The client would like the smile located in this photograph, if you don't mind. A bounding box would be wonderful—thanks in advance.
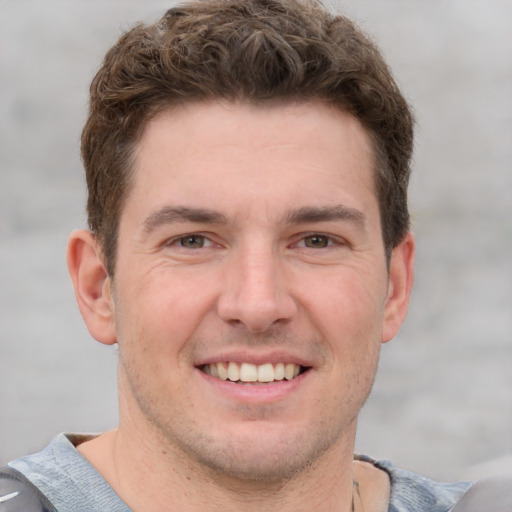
[201,362,305,383]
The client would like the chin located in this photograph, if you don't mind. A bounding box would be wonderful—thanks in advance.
[167,419,352,484]
[191,441,320,483]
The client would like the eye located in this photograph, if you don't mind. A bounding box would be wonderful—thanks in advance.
[173,234,209,249]
[302,234,332,248]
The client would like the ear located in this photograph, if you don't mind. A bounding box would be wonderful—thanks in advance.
[381,231,415,343]
[67,230,116,345]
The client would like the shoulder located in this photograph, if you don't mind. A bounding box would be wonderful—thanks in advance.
[6,433,130,512]
[449,476,512,512]
[356,455,472,512]
[0,465,56,512]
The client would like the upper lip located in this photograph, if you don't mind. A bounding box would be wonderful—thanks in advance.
[195,349,315,368]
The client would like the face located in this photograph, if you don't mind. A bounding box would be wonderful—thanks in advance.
[106,101,409,481]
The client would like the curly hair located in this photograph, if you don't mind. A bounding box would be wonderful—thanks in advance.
[81,0,414,275]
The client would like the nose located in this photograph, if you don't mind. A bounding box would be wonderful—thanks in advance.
[217,245,297,332]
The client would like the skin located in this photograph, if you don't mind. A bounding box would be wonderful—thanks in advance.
[68,100,414,511]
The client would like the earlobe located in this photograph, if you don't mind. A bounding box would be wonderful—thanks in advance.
[67,230,117,345]
[381,231,415,343]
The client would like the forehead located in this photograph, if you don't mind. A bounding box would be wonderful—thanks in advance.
[127,100,378,222]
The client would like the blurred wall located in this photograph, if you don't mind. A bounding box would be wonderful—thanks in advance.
[1,0,511,479]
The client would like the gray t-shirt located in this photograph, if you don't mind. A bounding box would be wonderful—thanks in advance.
[8,433,472,512]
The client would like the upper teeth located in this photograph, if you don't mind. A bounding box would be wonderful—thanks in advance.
[203,362,301,383]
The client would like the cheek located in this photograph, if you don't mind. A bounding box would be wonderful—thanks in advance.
[113,266,218,358]
[297,267,387,390]
[300,267,388,337]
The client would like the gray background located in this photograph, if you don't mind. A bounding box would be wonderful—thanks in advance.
[1,0,511,481]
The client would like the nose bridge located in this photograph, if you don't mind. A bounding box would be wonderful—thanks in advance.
[217,238,295,331]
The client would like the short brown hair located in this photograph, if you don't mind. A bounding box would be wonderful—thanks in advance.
[82,0,414,275]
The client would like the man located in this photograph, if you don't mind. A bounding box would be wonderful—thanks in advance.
[2,0,508,510]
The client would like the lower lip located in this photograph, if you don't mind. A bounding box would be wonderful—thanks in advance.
[196,368,308,403]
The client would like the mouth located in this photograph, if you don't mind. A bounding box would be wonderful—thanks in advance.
[200,362,308,384]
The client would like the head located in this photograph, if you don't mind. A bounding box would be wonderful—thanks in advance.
[70,1,416,485]
[81,0,414,276]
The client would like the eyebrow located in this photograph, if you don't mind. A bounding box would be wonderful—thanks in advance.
[143,206,228,233]
[142,204,366,233]
[285,205,367,227]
